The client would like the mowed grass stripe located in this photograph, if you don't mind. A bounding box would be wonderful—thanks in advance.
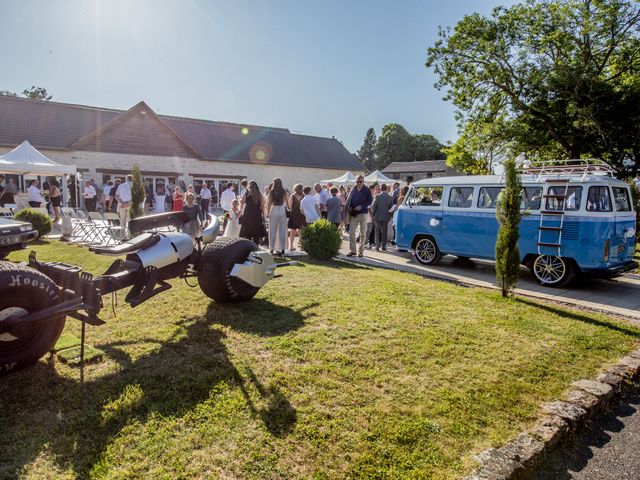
[1,241,638,479]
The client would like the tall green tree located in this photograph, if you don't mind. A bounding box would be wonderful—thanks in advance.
[375,123,413,169]
[411,134,446,162]
[357,128,378,171]
[130,165,145,219]
[444,118,509,174]
[495,158,522,297]
[427,0,640,172]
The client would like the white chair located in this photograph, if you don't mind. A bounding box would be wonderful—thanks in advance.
[103,212,127,242]
[0,207,14,219]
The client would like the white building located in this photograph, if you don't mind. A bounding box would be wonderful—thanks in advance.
[0,96,363,200]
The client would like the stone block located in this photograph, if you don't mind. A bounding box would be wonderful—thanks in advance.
[629,349,640,359]
[606,364,635,380]
[530,415,569,450]
[564,389,600,416]
[571,379,614,402]
[473,447,524,480]
[596,371,625,392]
[498,434,546,469]
[542,401,587,430]
[619,356,640,377]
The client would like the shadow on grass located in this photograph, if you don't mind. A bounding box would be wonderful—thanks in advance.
[0,301,301,478]
[515,298,640,338]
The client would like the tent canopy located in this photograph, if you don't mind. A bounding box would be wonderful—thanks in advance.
[364,170,395,185]
[321,171,358,185]
[0,140,76,176]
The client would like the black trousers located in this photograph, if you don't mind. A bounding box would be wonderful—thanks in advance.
[85,198,96,212]
[28,201,41,207]
[200,199,210,220]
[374,220,389,249]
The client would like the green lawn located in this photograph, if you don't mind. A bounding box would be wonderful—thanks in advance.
[1,240,639,479]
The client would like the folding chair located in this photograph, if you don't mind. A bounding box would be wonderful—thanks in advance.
[102,212,127,243]
[61,207,91,242]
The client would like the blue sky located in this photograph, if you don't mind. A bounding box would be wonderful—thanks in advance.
[1,0,514,152]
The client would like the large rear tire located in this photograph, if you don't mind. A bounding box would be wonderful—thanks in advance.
[0,261,66,374]
[198,237,261,303]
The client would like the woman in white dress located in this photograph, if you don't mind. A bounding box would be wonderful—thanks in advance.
[223,199,241,237]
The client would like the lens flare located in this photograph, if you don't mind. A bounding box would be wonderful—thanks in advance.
[249,142,272,164]
[241,127,249,135]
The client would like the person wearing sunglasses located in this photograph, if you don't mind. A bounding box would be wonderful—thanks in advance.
[344,175,372,257]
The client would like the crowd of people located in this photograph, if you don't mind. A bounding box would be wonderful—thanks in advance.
[1,172,408,257]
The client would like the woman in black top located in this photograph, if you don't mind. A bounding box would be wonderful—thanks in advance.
[288,183,306,251]
[239,180,265,244]
[182,192,201,237]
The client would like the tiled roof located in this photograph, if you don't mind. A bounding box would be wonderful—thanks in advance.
[0,95,364,171]
[382,160,449,173]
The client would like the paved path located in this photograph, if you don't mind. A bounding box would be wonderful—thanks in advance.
[337,242,640,321]
[529,387,640,480]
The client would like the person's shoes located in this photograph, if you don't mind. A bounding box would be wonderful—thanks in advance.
[357,253,363,257]
[375,247,380,251]
[347,252,356,257]
[381,248,387,251]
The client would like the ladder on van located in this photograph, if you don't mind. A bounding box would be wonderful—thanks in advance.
[538,179,569,256]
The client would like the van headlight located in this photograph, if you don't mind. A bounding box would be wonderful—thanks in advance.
[20,223,33,232]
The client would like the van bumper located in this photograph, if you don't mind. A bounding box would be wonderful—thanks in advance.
[581,261,638,278]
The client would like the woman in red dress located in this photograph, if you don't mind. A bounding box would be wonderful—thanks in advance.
[172,186,184,212]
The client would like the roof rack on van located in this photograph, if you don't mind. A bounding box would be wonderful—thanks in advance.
[519,159,615,181]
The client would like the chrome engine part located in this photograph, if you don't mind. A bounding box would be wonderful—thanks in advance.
[201,214,220,244]
[230,250,278,288]
[134,232,194,269]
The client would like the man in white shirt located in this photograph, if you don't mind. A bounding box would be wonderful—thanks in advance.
[199,182,211,221]
[28,180,43,207]
[83,180,97,212]
[220,182,236,229]
[301,186,321,223]
[154,184,166,214]
[115,174,133,230]
[319,184,331,219]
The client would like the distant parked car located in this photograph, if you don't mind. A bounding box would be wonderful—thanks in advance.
[0,216,38,259]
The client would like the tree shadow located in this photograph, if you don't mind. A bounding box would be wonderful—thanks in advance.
[514,297,640,337]
[0,302,300,478]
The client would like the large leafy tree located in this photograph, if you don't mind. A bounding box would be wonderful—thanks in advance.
[357,128,378,171]
[427,0,640,172]
[375,123,413,169]
[411,134,446,162]
[444,118,510,174]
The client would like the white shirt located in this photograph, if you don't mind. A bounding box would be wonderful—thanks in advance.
[83,185,96,199]
[200,186,211,200]
[28,185,43,203]
[220,188,236,211]
[115,182,132,204]
[153,193,166,213]
[319,189,331,206]
[301,194,320,223]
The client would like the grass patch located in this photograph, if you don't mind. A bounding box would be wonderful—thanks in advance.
[1,240,639,479]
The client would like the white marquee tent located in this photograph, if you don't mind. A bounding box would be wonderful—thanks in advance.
[0,140,76,176]
[321,170,358,186]
[364,170,395,185]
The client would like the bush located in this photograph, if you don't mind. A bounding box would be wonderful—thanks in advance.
[15,208,53,237]
[300,219,342,260]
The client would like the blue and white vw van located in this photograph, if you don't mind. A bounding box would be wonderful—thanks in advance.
[394,162,637,287]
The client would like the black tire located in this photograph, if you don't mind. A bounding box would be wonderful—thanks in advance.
[198,237,261,303]
[413,236,443,266]
[0,261,66,374]
[530,255,575,287]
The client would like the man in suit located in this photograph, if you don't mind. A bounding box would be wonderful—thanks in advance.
[370,183,394,251]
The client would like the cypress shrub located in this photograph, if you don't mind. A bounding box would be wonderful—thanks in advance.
[130,164,145,219]
[300,219,342,260]
[14,208,53,237]
[495,158,522,297]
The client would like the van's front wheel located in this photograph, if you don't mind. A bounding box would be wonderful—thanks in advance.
[531,255,575,287]
[414,237,442,266]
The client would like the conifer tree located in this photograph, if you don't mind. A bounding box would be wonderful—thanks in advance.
[130,165,145,219]
[357,128,377,171]
[495,158,522,297]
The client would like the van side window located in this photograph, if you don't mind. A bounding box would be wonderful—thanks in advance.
[586,186,612,212]
[478,187,504,208]
[545,186,582,211]
[522,187,542,210]
[612,187,632,212]
[448,187,474,208]
[407,186,443,207]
